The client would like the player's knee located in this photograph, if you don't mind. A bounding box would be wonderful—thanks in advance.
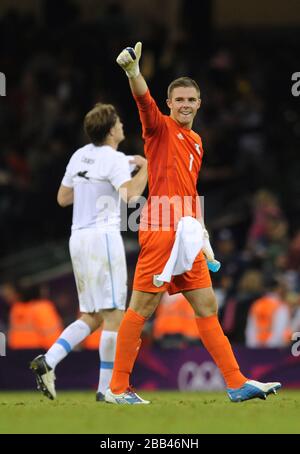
[80,313,100,332]
[195,293,217,317]
[129,292,161,318]
[129,300,157,318]
[107,315,123,331]
[101,309,124,331]
[205,294,217,316]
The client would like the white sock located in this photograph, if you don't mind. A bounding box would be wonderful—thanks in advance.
[98,330,117,394]
[45,319,91,369]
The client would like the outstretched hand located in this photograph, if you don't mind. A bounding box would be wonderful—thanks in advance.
[116,42,142,78]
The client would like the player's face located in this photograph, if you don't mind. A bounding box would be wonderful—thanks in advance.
[112,116,125,143]
[167,87,201,128]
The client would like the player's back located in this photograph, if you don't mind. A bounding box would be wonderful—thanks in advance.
[62,144,131,231]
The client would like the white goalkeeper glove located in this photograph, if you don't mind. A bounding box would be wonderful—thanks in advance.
[203,228,221,272]
[116,42,142,78]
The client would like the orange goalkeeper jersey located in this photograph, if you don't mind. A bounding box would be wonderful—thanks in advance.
[134,90,204,228]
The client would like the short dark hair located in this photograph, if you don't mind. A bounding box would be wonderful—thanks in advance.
[84,103,118,145]
[167,77,200,99]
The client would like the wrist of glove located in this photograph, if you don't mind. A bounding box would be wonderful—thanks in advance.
[116,42,142,79]
[126,66,140,79]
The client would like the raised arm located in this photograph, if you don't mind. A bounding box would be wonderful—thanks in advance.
[116,42,164,139]
[116,42,147,97]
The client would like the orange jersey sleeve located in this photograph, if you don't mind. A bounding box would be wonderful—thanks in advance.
[134,90,166,156]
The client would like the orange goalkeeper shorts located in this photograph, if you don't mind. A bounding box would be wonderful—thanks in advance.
[133,228,212,294]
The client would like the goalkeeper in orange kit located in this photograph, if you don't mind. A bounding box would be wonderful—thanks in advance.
[105,42,282,405]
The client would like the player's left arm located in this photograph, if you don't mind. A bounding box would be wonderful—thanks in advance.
[57,185,73,207]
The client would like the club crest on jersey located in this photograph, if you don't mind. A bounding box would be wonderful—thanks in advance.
[153,274,164,288]
[177,132,184,140]
[195,143,201,155]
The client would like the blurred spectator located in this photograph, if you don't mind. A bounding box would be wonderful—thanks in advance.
[286,230,300,273]
[247,190,283,246]
[2,283,63,349]
[153,293,200,348]
[222,269,264,343]
[214,228,243,287]
[0,282,21,335]
[262,217,289,276]
[245,276,291,348]
[288,292,300,335]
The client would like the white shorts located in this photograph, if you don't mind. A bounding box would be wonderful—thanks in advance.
[69,229,127,313]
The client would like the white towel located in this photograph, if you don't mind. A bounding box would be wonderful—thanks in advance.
[156,216,204,284]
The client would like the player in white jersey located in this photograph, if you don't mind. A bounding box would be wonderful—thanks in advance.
[30,103,147,401]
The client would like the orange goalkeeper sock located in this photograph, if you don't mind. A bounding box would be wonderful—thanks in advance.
[110,308,146,394]
[196,315,247,389]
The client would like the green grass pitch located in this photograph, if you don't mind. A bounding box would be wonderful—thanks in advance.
[0,390,299,434]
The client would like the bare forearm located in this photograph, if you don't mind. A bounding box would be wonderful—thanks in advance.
[130,164,148,199]
[58,194,73,207]
[57,185,73,207]
[62,195,73,207]
[119,164,148,203]
[129,74,148,97]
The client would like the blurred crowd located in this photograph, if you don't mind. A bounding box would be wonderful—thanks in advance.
[1,2,300,348]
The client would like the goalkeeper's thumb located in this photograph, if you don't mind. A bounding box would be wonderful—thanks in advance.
[134,42,142,60]
[116,41,142,78]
